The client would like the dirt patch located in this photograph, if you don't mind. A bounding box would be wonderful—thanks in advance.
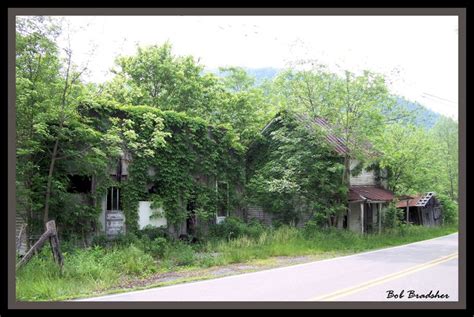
[89,253,331,296]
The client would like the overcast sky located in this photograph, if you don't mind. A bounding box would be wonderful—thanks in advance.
[42,15,458,119]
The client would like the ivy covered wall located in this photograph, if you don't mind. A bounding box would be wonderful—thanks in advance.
[81,102,246,236]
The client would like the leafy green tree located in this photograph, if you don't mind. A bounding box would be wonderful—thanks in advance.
[107,42,209,111]
[104,47,277,146]
[16,17,123,241]
[266,66,397,226]
[218,66,255,92]
[431,117,458,201]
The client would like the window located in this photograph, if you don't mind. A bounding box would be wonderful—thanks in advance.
[106,187,121,211]
[67,175,91,193]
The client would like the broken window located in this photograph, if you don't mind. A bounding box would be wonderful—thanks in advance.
[148,184,159,194]
[67,175,92,193]
[106,187,122,211]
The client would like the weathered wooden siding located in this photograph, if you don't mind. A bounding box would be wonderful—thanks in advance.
[349,159,377,186]
[348,202,362,232]
[347,202,381,233]
[246,205,274,225]
[420,197,443,227]
[296,212,313,228]
[16,213,27,256]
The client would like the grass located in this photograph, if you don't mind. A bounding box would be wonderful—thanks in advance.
[16,223,458,301]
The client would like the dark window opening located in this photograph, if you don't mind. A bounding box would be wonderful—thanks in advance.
[106,187,121,211]
[186,198,197,236]
[67,175,91,193]
[217,181,229,217]
[343,215,348,229]
[148,184,158,194]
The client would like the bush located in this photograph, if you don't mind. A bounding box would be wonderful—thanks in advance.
[383,202,404,229]
[437,194,458,225]
[302,219,320,237]
[91,234,109,248]
[163,241,195,267]
[141,236,168,258]
[113,232,140,247]
[102,245,157,276]
[208,216,266,240]
[137,225,169,241]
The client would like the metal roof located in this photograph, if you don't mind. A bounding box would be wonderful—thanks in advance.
[261,111,378,158]
[293,113,350,155]
[416,192,435,207]
[348,186,395,202]
[396,192,435,208]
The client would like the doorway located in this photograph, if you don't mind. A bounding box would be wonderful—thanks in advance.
[364,203,374,233]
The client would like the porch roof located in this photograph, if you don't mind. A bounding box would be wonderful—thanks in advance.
[396,195,422,208]
[349,186,395,202]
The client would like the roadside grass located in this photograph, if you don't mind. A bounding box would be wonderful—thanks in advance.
[16,223,457,301]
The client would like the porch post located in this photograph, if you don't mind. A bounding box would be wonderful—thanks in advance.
[360,202,364,234]
[406,200,409,224]
[378,203,382,234]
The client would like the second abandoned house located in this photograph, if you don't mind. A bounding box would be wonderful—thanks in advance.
[245,111,395,233]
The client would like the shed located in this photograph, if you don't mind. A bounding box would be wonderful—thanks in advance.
[396,192,443,226]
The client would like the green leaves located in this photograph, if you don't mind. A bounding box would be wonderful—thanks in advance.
[246,115,346,225]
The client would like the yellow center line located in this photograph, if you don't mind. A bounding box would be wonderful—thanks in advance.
[308,252,458,301]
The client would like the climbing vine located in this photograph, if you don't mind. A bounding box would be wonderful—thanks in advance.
[245,110,347,226]
[93,104,245,234]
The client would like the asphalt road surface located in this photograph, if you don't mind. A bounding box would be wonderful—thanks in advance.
[75,232,458,302]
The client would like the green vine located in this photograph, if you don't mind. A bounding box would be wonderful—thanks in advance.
[93,104,245,234]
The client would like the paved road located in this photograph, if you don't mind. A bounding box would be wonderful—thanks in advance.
[75,233,458,302]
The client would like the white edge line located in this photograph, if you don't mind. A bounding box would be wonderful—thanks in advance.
[71,232,458,301]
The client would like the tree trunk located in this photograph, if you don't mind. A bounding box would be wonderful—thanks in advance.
[43,138,59,226]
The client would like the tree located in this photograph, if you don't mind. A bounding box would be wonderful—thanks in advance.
[218,66,255,93]
[107,42,208,111]
[267,65,396,226]
[431,117,458,201]
[16,17,123,241]
[104,48,277,146]
[16,16,63,236]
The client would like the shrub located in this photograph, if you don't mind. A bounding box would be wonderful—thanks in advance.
[113,232,140,247]
[437,194,458,225]
[137,225,169,241]
[163,241,195,267]
[383,202,404,229]
[91,234,109,248]
[302,219,320,237]
[142,236,168,258]
[208,216,266,240]
[102,245,157,276]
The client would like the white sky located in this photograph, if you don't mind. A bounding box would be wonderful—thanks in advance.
[43,15,458,119]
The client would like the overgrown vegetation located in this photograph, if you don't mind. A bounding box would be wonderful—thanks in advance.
[15,17,459,301]
[16,219,457,301]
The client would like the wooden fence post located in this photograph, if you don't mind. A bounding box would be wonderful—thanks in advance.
[46,220,64,271]
[16,220,64,272]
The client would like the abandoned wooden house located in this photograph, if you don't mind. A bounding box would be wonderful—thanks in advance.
[63,105,244,240]
[396,192,443,226]
[245,111,395,233]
